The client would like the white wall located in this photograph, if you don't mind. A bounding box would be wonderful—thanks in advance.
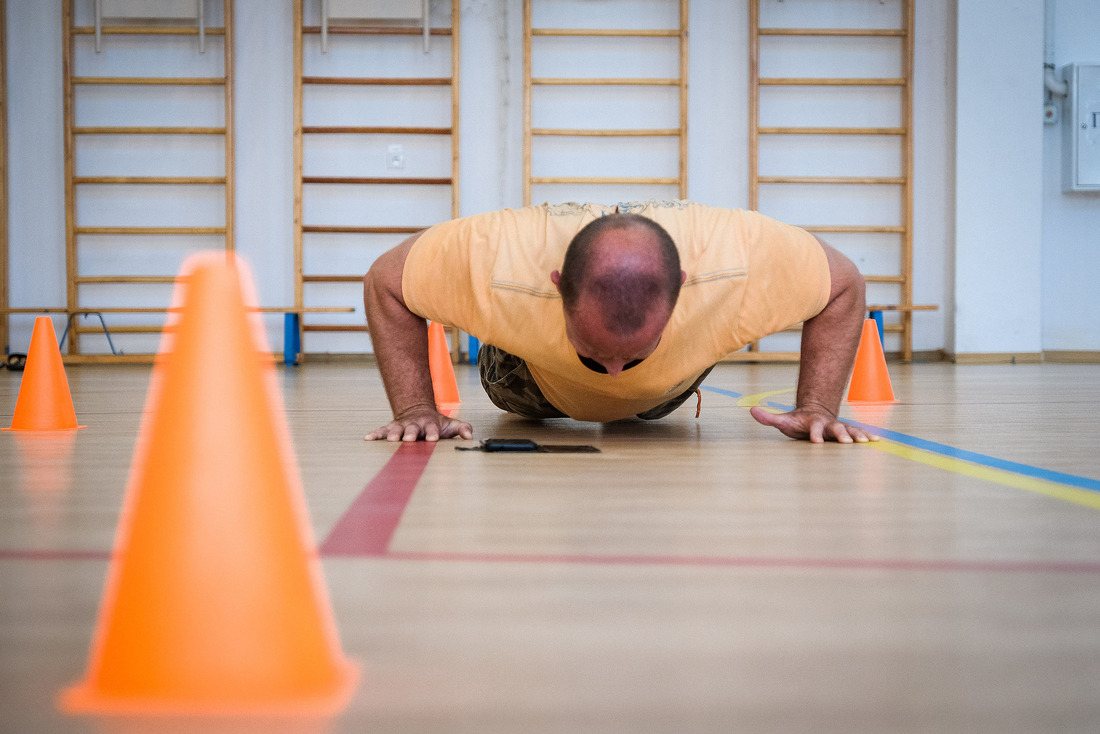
[952,0,1100,358]
[954,0,1045,357]
[6,0,66,346]
[458,0,520,215]
[1042,0,1100,353]
[4,1,1096,359]
[912,0,953,356]
[234,0,295,316]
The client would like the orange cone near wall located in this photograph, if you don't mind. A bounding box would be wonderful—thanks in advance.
[4,316,85,431]
[59,253,357,716]
[846,318,897,403]
[428,321,461,406]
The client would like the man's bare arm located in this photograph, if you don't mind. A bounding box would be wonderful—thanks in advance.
[362,233,473,442]
[749,238,876,443]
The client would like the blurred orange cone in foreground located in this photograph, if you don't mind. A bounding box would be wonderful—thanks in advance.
[846,318,897,403]
[59,253,357,717]
[428,321,461,406]
[4,316,85,431]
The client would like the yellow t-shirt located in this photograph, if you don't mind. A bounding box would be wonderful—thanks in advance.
[402,200,830,422]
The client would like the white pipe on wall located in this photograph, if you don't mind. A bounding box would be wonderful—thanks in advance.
[1044,0,1067,95]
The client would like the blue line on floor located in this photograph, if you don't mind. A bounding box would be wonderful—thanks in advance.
[699,385,1100,494]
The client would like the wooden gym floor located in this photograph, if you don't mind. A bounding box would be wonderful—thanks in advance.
[2,360,1100,733]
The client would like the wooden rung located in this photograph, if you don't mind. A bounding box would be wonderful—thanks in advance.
[302,76,450,86]
[759,77,906,86]
[72,76,226,86]
[63,352,284,364]
[302,126,451,135]
[758,28,905,37]
[532,128,680,137]
[303,324,368,333]
[864,275,906,284]
[531,176,679,185]
[74,226,226,235]
[758,176,905,185]
[75,276,175,284]
[0,308,164,316]
[800,225,906,234]
[758,126,906,136]
[532,77,680,86]
[73,177,226,185]
[301,225,423,234]
[302,177,451,185]
[532,28,680,38]
[75,325,162,334]
[1,306,355,315]
[302,275,364,283]
[74,126,226,135]
[259,307,355,313]
[301,25,452,37]
[867,304,938,312]
[60,307,172,313]
[72,26,226,36]
[62,354,159,364]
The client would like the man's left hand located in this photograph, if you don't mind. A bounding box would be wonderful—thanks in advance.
[749,405,877,444]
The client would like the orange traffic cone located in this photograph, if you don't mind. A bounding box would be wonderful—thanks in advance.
[428,321,461,406]
[846,318,897,403]
[59,253,357,717]
[3,317,85,431]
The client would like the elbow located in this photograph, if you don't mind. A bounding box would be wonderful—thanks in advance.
[362,266,379,316]
[841,265,867,324]
[363,259,392,327]
[363,263,379,301]
[850,265,866,312]
[819,238,865,314]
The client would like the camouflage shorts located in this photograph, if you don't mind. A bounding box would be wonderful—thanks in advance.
[478,344,714,421]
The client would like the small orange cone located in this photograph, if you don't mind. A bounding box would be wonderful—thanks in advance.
[847,318,897,403]
[428,321,461,406]
[59,253,357,717]
[4,316,85,431]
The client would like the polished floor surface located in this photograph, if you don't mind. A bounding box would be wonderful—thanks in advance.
[2,360,1100,733]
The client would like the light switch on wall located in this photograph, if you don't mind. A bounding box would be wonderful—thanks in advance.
[387,144,405,169]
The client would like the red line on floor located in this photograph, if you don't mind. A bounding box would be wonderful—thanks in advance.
[320,441,436,556]
[6,545,1098,575]
[0,549,110,561]
[381,549,1100,574]
[8,440,1100,575]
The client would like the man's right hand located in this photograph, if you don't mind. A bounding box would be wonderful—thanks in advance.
[364,404,473,442]
[364,231,476,443]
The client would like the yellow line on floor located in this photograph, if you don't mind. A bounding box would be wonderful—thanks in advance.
[734,389,1100,510]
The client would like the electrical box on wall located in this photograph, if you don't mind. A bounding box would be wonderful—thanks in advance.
[1063,63,1100,192]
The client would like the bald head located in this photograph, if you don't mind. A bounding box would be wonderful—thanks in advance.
[550,213,684,376]
[555,213,682,336]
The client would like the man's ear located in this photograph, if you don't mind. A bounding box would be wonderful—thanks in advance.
[680,270,687,285]
[550,270,562,292]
